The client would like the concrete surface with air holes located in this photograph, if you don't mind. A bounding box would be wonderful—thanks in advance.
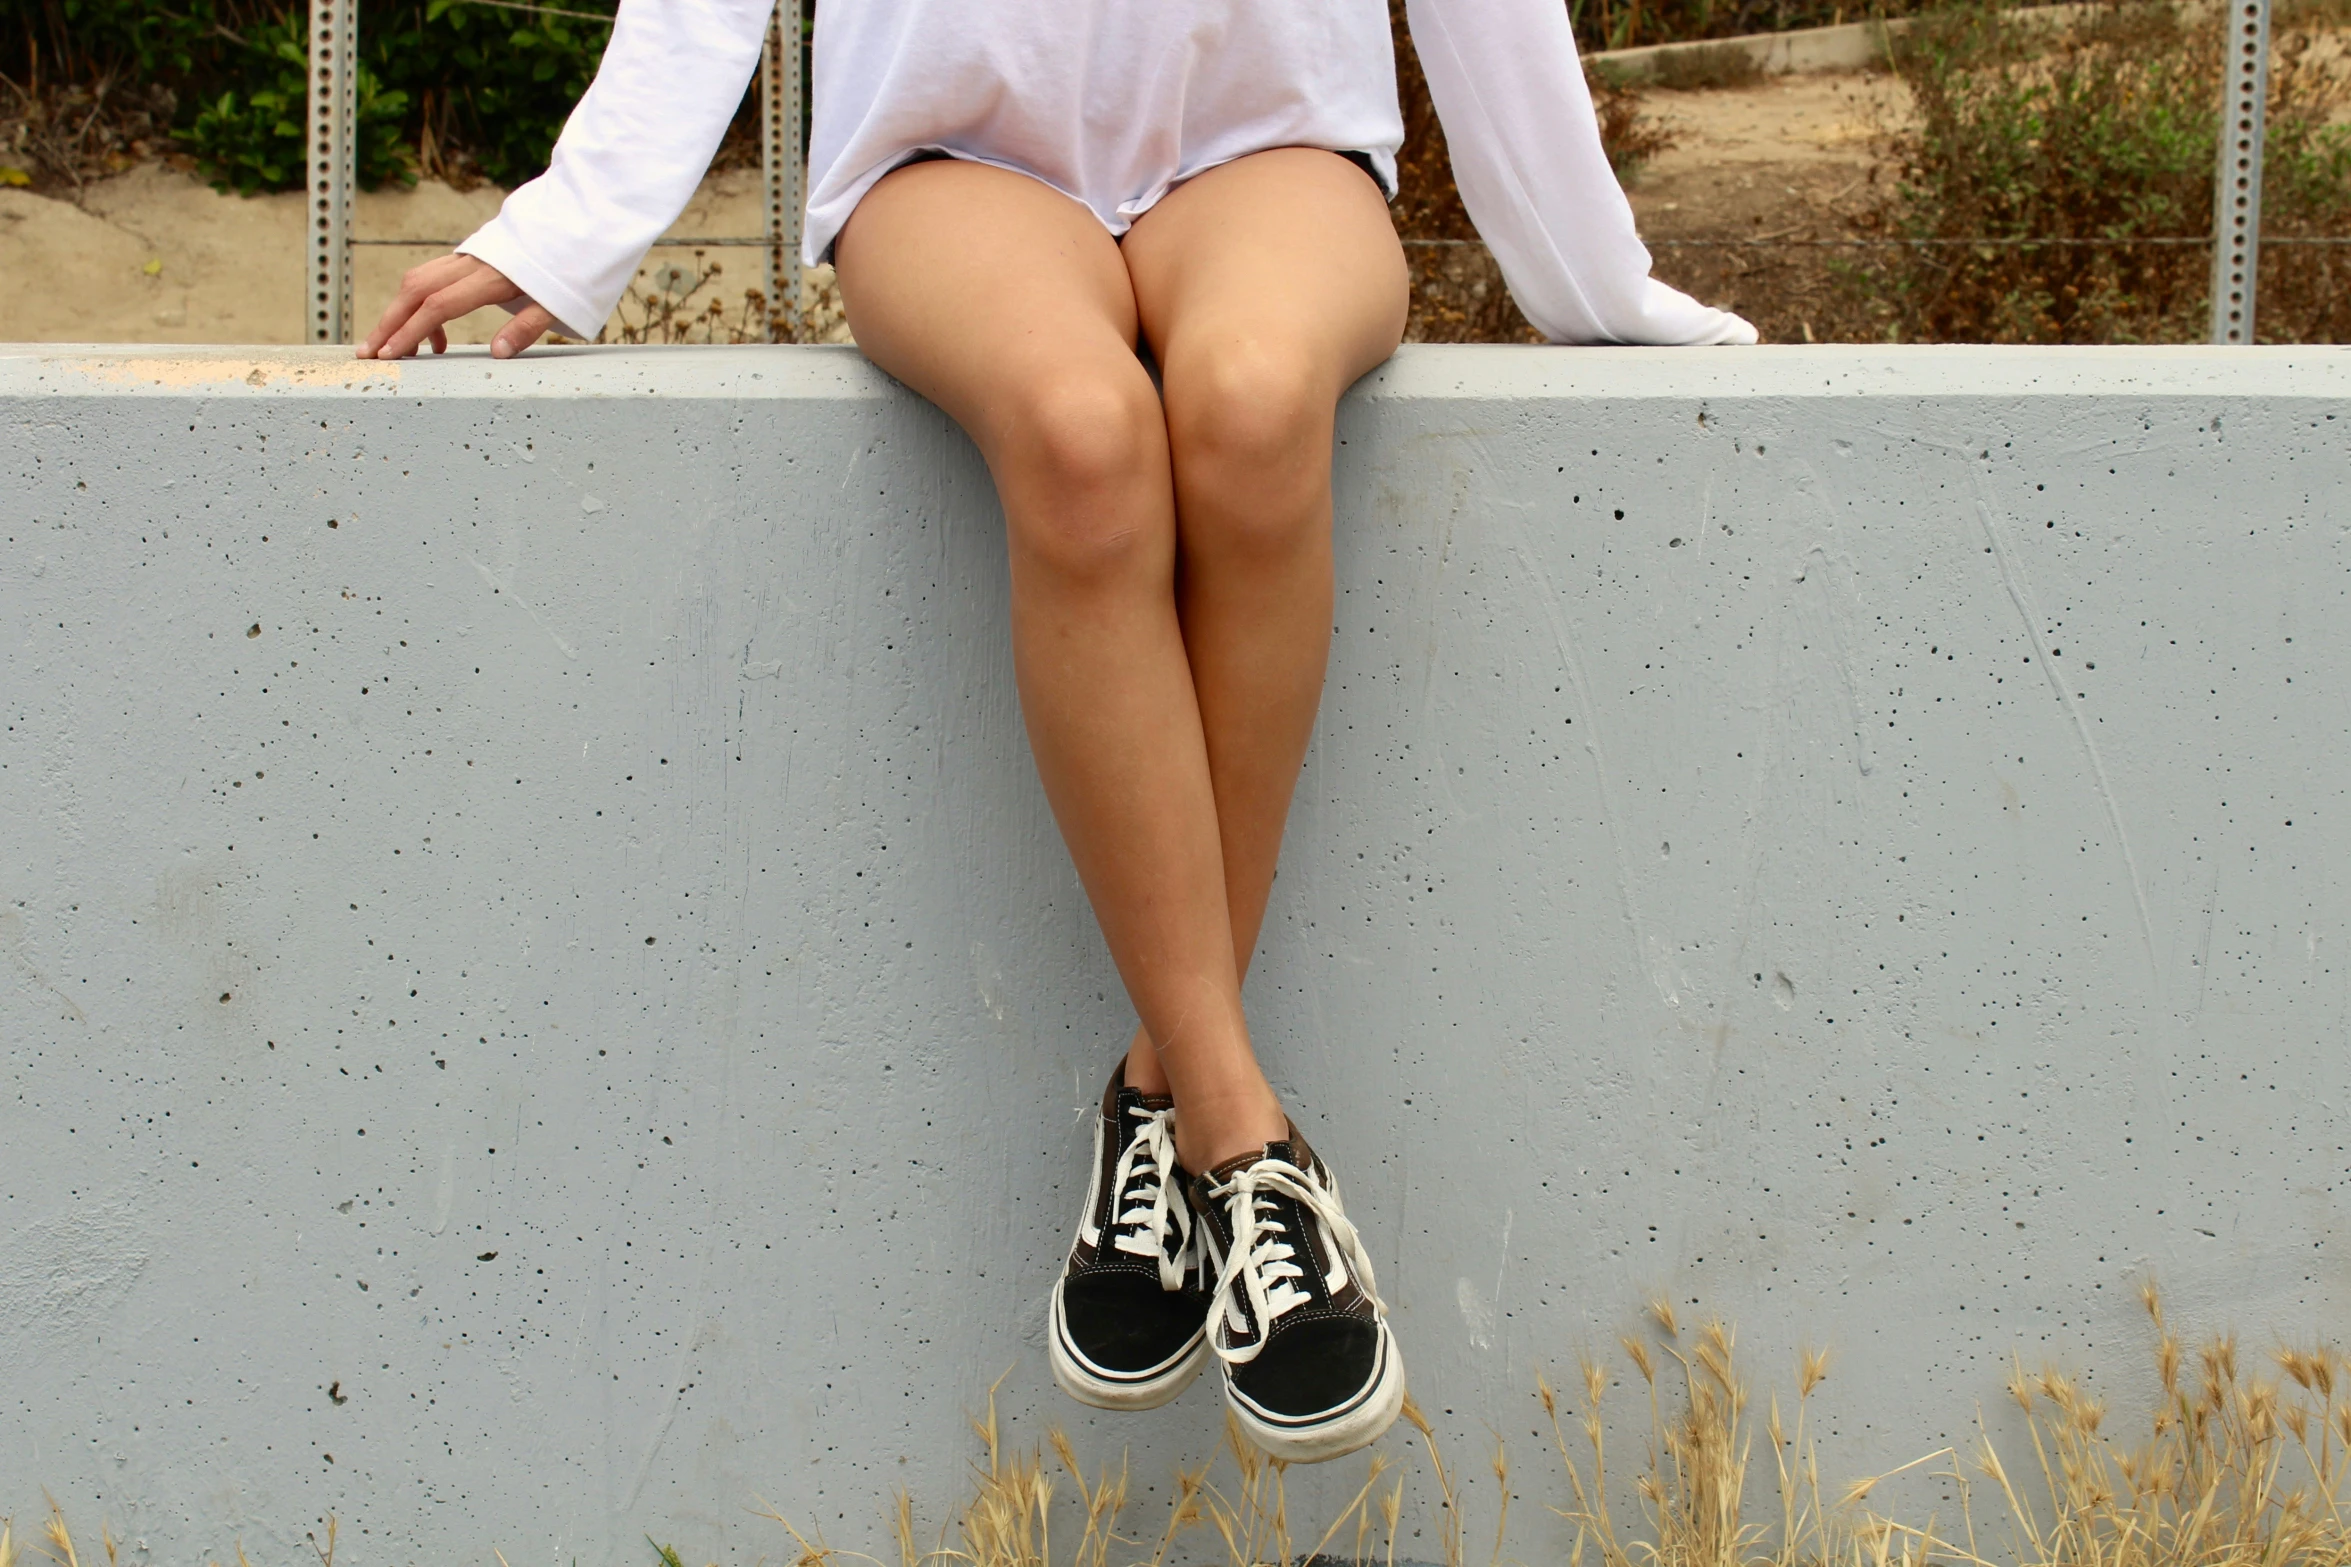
[3,342,2348,1567]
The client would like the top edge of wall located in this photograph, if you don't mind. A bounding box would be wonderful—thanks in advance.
[2,341,2345,401]
[1585,2,2102,81]
[1362,343,2351,401]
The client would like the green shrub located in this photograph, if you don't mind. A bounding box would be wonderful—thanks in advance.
[184,13,414,193]
[6,0,628,194]
[8,0,261,86]
[1847,0,2351,342]
[379,0,617,188]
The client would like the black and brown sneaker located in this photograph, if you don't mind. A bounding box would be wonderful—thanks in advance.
[1048,1066,1213,1409]
[1190,1126,1405,1462]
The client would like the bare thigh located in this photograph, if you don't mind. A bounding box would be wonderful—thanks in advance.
[832,158,1149,460]
[1122,148,1408,443]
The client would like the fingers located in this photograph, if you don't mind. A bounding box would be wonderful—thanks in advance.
[381,270,521,360]
[492,303,560,360]
[430,325,449,355]
[359,254,526,360]
[361,254,472,358]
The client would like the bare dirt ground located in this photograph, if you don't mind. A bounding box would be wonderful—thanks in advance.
[1621,70,1907,341]
[0,163,849,345]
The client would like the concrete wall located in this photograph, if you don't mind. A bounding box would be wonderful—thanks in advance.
[3,343,2347,1567]
[1587,3,2090,82]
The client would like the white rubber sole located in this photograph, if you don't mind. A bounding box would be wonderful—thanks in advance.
[1048,1277,1211,1411]
[1224,1320,1407,1464]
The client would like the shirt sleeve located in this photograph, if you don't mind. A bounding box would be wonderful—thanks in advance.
[1402,0,1758,346]
[455,0,775,340]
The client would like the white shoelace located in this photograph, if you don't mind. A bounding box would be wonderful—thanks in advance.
[1108,1104,1192,1291]
[1204,1156,1384,1367]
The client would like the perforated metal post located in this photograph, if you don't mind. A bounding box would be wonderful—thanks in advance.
[2208,0,2271,344]
[761,0,805,342]
[306,0,358,344]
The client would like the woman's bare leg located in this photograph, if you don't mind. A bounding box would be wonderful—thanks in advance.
[1112,150,1409,1108]
[834,160,1284,1169]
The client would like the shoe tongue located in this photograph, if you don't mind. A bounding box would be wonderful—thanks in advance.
[1207,1139,1298,1184]
[1115,1084,1175,1117]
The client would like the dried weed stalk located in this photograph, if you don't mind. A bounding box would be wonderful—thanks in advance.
[1538,1283,2351,1567]
[25,1287,2351,1567]
[599,257,777,347]
[1866,1283,2351,1567]
[1544,1301,1850,1567]
[573,257,852,347]
[0,74,178,196]
[758,1375,1402,1567]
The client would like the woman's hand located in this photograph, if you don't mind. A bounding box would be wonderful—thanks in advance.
[358,253,561,360]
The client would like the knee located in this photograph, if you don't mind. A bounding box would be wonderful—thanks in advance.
[1164,341,1332,555]
[1167,339,1326,479]
[994,369,1168,581]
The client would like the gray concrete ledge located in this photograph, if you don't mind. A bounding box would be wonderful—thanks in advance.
[1588,2,2098,81]
[9,339,2347,400]
[4,343,2348,1566]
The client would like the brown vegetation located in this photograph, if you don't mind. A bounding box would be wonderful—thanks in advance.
[1839,0,2351,342]
[1,76,184,198]
[1395,0,2351,344]
[736,1285,2351,1567]
[19,1287,2351,1567]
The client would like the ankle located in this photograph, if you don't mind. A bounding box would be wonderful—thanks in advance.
[1122,1028,1172,1097]
[1174,1090,1288,1173]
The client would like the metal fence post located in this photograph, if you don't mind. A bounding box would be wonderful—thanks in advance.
[306,0,358,344]
[2208,0,2271,344]
[761,0,805,343]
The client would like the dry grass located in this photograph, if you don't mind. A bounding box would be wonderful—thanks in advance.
[544,257,854,348]
[20,1288,2351,1567]
[751,1286,2351,1567]
[757,1378,1403,1567]
[600,257,778,347]
[1538,1282,2351,1567]
[0,75,181,198]
[6,1495,125,1567]
[1921,1282,2351,1567]
[1540,1300,1857,1567]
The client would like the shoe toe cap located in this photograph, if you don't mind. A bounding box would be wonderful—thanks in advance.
[1060,1273,1204,1375]
[1232,1317,1383,1420]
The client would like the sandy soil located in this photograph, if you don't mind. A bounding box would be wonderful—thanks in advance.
[1614,70,1910,338]
[0,163,847,345]
[1632,70,1903,231]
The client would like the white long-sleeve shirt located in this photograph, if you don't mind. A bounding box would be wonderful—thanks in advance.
[456,0,1758,347]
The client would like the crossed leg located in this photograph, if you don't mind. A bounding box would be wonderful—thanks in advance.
[833,148,1405,1172]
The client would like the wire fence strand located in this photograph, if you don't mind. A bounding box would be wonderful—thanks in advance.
[435,0,617,23]
[351,236,770,246]
[358,234,2351,250]
[1401,235,2351,248]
